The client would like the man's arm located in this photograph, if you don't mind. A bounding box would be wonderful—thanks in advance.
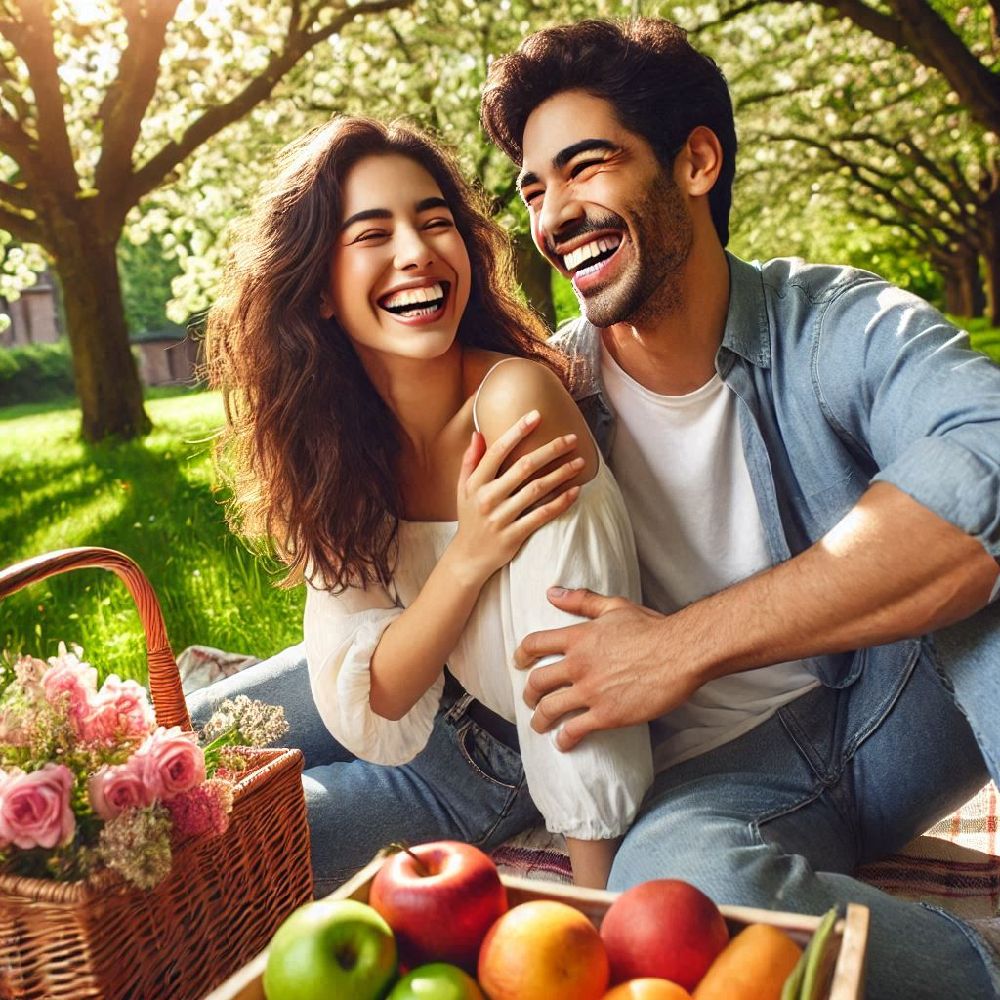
[516,480,999,751]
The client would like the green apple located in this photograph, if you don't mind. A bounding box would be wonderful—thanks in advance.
[263,898,397,1000]
[386,963,484,999]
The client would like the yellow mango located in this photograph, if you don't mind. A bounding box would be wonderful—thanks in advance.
[693,923,803,1000]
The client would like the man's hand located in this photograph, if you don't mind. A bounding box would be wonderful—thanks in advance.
[515,587,704,751]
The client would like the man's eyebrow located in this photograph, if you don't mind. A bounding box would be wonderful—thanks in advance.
[341,196,450,231]
[518,139,620,190]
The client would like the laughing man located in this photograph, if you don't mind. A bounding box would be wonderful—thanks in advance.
[480,18,1000,999]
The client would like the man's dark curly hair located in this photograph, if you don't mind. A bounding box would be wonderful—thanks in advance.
[481,18,737,245]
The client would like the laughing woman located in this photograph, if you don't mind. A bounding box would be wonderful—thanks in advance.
[205,117,652,891]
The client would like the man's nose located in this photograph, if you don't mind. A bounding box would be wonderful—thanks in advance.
[394,227,434,270]
[536,187,583,256]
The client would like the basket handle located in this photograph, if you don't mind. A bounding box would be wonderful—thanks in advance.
[0,547,191,731]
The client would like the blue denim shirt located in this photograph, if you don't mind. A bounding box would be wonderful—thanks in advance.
[553,253,1000,742]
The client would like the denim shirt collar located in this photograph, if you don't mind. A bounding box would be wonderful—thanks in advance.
[721,253,770,371]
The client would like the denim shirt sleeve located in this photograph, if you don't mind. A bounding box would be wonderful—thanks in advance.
[812,278,1000,566]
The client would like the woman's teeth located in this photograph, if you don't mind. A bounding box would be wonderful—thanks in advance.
[563,236,621,274]
[381,282,446,315]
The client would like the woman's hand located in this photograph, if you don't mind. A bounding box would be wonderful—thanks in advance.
[448,409,584,587]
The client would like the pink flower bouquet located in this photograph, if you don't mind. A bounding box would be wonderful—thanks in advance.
[0,643,287,889]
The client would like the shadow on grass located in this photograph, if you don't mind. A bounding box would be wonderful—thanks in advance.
[1,413,301,682]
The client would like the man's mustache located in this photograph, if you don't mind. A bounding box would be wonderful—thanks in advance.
[545,213,626,257]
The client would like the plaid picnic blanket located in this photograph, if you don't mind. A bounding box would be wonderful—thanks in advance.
[493,784,1000,919]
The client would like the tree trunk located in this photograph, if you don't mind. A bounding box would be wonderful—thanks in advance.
[513,234,556,330]
[939,248,985,318]
[980,190,1000,326]
[55,237,151,441]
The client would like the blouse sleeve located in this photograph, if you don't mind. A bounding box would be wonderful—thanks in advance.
[303,577,444,766]
[504,468,654,839]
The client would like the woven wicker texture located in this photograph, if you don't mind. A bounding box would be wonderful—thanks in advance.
[0,547,314,1000]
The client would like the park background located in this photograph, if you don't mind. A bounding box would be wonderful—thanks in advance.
[1,0,998,683]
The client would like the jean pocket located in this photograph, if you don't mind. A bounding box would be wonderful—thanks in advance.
[457,721,521,793]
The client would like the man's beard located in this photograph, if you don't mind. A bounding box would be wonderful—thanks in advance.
[578,170,693,329]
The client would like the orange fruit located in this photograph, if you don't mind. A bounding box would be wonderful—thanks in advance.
[478,900,609,1000]
[603,979,693,999]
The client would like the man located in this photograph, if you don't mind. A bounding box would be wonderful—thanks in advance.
[480,17,1000,999]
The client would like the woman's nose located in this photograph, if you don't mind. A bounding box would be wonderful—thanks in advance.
[393,227,434,271]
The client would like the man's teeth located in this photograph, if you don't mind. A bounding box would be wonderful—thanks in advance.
[562,237,621,273]
[382,282,445,313]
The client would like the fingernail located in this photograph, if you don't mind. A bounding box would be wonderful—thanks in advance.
[549,586,567,597]
[570,456,585,468]
[524,409,540,424]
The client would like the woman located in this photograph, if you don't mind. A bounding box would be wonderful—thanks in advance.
[205,116,651,890]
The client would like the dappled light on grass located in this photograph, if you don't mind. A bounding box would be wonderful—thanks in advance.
[1,390,303,683]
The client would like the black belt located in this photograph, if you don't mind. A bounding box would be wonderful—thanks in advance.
[443,668,520,752]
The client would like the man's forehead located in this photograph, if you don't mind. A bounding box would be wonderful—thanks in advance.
[520,90,625,168]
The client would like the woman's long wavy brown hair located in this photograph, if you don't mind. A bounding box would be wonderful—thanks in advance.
[206,116,565,592]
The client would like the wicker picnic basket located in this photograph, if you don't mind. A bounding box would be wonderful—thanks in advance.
[0,547,313,1000]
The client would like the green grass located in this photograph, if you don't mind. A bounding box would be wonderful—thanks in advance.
[958,316,1000,364]
[1,390,303,684]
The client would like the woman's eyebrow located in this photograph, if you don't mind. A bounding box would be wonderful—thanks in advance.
[341,208,390,231]
[415,196,449,212]
[341,197,449,231]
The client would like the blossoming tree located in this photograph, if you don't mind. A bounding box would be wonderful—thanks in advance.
[0,0,412,442]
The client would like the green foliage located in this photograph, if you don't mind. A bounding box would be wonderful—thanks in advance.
[0,392,303,683]
[553,274,580,328]
[0,341,76,406]
[119,233,183,335]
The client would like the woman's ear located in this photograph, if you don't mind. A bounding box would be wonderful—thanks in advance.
[319,291,334,320]
[674,126,723,197]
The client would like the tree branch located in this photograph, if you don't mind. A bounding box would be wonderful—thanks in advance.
[9,0,76,198]
[124,0,414,210]
[710,0,1000,134]
[303,0,413,46]
[0,175,29,208]
[0,198,41,243]
[823,0,1000,134]
[94,0,180,196]
[759,130,964,240]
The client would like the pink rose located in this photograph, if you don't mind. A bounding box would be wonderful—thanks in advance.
[0,764,75,850]
[42,652,97,735]
[88,757,158,820]
[82,675,155,744]
[135,727,206,802]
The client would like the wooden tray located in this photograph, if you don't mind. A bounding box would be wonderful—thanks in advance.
[206,855,869,999]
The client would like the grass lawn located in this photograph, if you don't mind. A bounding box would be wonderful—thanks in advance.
[1,389,303,684]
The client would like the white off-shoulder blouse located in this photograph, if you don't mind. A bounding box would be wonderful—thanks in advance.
[303,450,653,840]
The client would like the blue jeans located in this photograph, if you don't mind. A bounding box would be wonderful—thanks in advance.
[185,645,542,897]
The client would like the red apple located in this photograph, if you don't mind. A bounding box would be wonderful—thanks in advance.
[369,841,507,973]
[599,879,729,991]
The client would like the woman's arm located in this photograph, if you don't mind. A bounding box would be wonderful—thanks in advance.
[476,359,653,889]
[368,411,582,721]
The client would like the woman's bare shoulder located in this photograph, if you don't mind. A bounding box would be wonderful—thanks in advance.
[474,357,599,478]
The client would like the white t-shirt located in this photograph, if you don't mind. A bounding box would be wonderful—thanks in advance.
[601,346,818,772]
[304,366,652,839]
